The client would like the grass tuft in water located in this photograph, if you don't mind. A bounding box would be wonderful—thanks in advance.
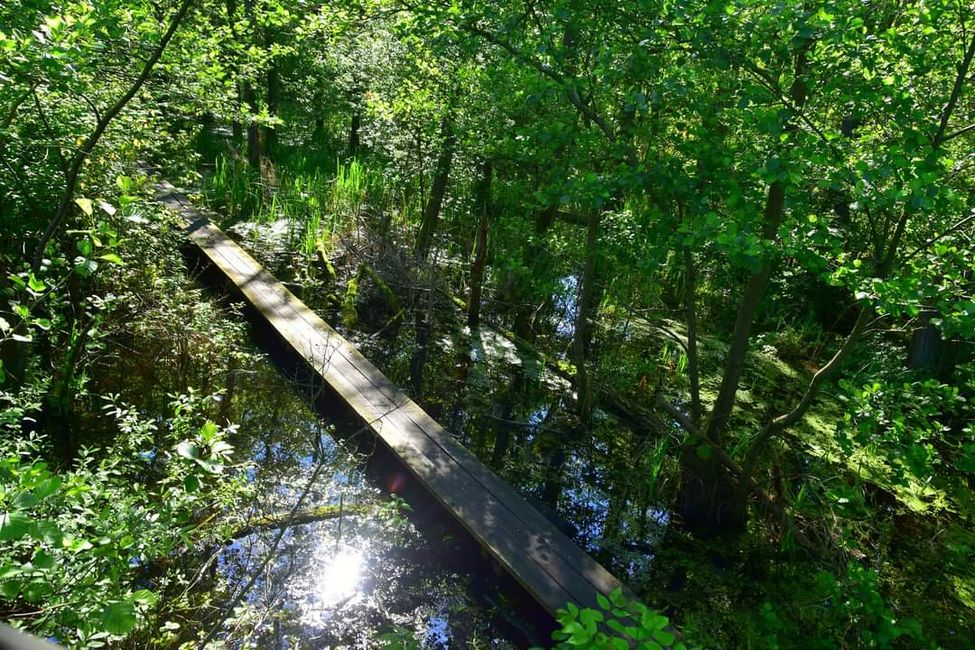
[203,153,388,260]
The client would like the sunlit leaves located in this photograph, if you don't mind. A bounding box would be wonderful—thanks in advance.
[553,587,685,649]
[0,395,238,644]
[100,601,137,635]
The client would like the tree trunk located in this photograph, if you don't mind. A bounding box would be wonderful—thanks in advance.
[348,111,361,157]
[677,42,812,537]
[243,81,261,168]
[541,446,567,509]
[572,211,600,419]
[265,31,279,158]
[415,113,455,262]
[908,310,942,372]
[684,246,702,425]
[468,160,492,330]
[232,82,243,144]
[243,0,261,169]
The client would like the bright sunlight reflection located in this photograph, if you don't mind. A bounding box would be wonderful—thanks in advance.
[315,547,365,607]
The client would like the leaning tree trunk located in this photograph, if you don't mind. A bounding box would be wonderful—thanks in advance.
[30,0,195,271]
[676,42,812,538]
[414,113,455,262]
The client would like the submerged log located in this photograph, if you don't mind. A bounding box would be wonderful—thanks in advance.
[228,503,373,540]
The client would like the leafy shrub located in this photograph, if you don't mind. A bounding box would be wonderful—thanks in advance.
[548,588,687,650]
[0,392,241,647]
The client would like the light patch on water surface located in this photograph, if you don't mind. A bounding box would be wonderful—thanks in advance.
[312,546,366,609]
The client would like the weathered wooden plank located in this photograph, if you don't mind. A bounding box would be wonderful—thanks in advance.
[157,181,624,617]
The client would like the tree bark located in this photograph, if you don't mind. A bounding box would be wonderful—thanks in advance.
[684,246,702,425]
[348,110,361,157]
[414,112,455,262]
[243,0,262,169]
[468,160,492,330]
[265,28,279,158]
[573,211,600,419]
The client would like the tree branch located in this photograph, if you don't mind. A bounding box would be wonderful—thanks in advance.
[30,0,195,272]
[934,30,975,148]
[459,22,619,144]
[739,306,871,481]
[943,123,975,142]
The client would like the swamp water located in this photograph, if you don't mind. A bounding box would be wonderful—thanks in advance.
[223,223,671,583]
[91,268,545,648]
[100,200,669,647]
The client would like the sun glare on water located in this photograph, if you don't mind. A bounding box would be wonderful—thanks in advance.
[315,547,366,607]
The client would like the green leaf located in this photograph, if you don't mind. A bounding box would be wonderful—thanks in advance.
[13,492,39,509]
[100,601,136,635]
[33,520,62,545]
[176,441,201,460]
[580,608,604,626]
[32,550,54,570]
[33,476,61,501]
[24,579,53,603]
[654,630,676,645]
[184,474,200,493]
[0,511,31,541]
[68,537,94,554]
[75,197,94,216]
[0,579,23,599]
[597,593,610,610]
[199,420,219,442]
[27,274,46,293]
[98,253,124,264]
[131,589,158,605]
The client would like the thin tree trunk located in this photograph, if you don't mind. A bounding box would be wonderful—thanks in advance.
[222,0,243,145]
[468,160,492,330]
[243,81,261,168]
[243,0,261,169]
[573,211,600,419]
[227,503,372,540]
[232,85,244,144]
[683,245,702,425]
[348,111,361,157]
[541,446,567,508]
[265,30,279,158]
[705,182,785,441]
[415,113,455,262]
[734,32,975,488]
[677,44,811,537]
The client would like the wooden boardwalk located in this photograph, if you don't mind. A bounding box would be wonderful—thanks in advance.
[156,181,623,618]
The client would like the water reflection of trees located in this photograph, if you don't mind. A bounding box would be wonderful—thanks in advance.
[199,356,518,648]
[355,315,670,584]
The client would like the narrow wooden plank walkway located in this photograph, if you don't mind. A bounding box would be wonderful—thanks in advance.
[155,181,623,618]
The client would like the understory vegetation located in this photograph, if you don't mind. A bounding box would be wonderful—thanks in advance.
[2,0,974,647]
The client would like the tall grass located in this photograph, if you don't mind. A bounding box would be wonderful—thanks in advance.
[207,155,255,221]
[330,158,383,217]
[202,154,387,259]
